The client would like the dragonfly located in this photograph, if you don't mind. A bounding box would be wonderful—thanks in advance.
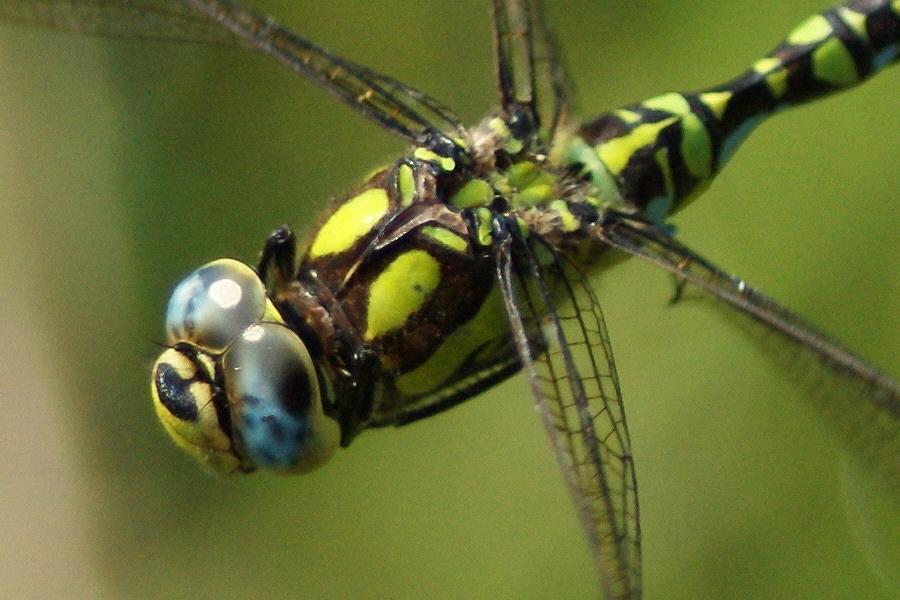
[1,1,897,598]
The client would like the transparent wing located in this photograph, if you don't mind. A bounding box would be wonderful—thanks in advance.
[491,0,572,147]
[0,0,232,41]
[599,212,900,492]
[493,218,640,600]
[0,0,465,147]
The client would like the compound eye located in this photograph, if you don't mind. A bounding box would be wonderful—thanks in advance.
[165,259,277,353]
[222,322,340,473]
[150,348,250,474]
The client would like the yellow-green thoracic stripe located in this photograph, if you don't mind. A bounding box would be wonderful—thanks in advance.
[573,0,898,223]
[308,188,389,258]
[365,249,441,340]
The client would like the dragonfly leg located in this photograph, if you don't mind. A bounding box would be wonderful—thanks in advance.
[257,225,297,292]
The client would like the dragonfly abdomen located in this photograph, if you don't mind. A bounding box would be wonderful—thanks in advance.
[572,0,898,224]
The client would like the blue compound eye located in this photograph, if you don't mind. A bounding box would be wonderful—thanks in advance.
[165,258,275,353]
[222,322,340,473]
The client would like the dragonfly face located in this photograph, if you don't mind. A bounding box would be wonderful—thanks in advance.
[151,258,340,474]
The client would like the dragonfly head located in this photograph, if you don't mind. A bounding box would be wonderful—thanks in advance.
[150,259,340,475]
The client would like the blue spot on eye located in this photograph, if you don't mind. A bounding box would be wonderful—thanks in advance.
[263,416,287,442]
[236,397,308,468]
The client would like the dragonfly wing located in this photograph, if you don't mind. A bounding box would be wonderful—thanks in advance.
[599,212,900,493]
[491,0,573,147]
[493,217,641,600]
[0,0,466,146]
[0,0,236,43]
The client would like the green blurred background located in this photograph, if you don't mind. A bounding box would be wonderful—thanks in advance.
[0,1,897,598]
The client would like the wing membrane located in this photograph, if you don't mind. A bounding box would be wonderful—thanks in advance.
[491,0,572,147]
[0,0,465,146]
[0,0,234,42]
[599,212,900,492]
[493,218,640,600]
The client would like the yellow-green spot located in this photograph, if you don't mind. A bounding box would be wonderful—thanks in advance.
[308,188,389,258]
[752,57,780,75]
[449,178,493,209]
[261,299,285,325]
[597,117,676,176]
[766,67,789,99]
[488,117,523,154]
[413,147,455,172]
[450,135,468,151]
[787,14,832,45]
[653,146,675,203]
[421,225,468,253]
[678,110,712,180]
[564,137,619,205]
[472,207,493,247]
[515,183,554,207]
[365,250,441,340]
[550,200,578,232]
[751,57,789,98]
[506,161,538,188]
[398,164,415,206]
[642,92,690,115]
[614,109,641,124]
[837,7,867,37]
[813,36,858,87]
[488,117,510,139]
[698,91,731,120]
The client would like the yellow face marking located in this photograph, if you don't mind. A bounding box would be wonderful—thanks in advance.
[308,188,389,258]
[698,91,731,120]
[398,164,415,206]
[597,117,677,176]
[365,250,441,340]
[151,349,243,474]
[787,14,832,45]
[421,225,468,253]
[813,36,858,87]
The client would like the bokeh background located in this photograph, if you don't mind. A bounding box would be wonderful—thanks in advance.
[0,1,897,598]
